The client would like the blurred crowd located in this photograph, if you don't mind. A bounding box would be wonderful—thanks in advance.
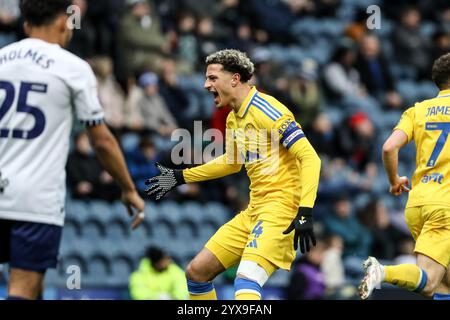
[2,0,449,298]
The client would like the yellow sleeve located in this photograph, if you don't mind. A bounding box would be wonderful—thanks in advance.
[287,134,321,208]
[257,109,321,208]
[393,106,415,143]
[182,152,243,183]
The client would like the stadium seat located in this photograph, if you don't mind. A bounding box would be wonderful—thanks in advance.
[63,218,81,242]
[106,218,130,240]
[58,254,87,277]
[81,218,106,241]
[65,199,90,223]
[197,220,217,241]
[176,219,198,239]
[203,202,231,226]
[85,254,111,287]
[88,200,114,224]
[108,255,135,287]
[152,219,176,240]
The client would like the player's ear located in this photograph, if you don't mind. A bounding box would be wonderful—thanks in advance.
[231,73,241,87]
[56,14,68,33]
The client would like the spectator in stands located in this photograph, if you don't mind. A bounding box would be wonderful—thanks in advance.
[252,47,286,96]
[246,0,295,43]
[289,59,321,128]
[431,30,450,64]
[358,199,410,261]
[119,0,170,75]
[322,43,365,100]
[0,0,20,48]
[67,0,95,59]
[321,235,345,291]
[392,7,431,79]
[344,8,369,42]
[91,56,126,132]
[131,72,178,137]
[338,111,376,171]
[226,19,256,54]
[355,34,403,110]
[323,194,372,258]
[67,131,121,202]
[158,57,190,128]
[196,16,225,65]
[126,136,160,195]
[129,246,188,300]
[287,240,326,300]
[307,113,338,159]
[175,11,198,72]
[439,7,450,33]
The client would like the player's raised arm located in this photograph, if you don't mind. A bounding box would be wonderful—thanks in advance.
[87,124,145,229]
[145,151,243,201]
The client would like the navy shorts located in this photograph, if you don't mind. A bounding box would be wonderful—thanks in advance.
[0,219,62,273]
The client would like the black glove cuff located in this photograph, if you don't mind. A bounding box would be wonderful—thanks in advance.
[298,207,313,217]
[173,169,186,185]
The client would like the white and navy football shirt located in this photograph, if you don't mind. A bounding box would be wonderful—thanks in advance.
[0,38,104,226]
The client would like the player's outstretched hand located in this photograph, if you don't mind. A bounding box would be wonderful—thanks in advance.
[121,189,145,230]
[145,163,185,200]
[389,176,410,196]
[283,207,316,254]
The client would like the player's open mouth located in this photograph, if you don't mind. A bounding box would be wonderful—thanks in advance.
[212,91,220,104]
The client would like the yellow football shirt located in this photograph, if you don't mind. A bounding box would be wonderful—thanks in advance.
[183,86,321,213]
[395,89,450,207]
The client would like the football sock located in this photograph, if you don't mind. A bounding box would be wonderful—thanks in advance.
[234,278,261,300]
[187,280,217,300]
[433,293,450,300]
[384,264,427,292]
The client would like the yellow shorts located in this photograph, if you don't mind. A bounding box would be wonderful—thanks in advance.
[205,205,297,271]
[405,205,450,268]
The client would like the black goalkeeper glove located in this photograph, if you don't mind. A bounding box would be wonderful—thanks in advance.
[145,163,185,200]
[283,207,316,253]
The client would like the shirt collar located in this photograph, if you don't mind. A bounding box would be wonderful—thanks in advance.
[437,89,450,98]
[236,87,258,118]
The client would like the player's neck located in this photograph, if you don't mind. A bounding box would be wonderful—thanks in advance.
[28,28,63,47]
[230,85,252,113]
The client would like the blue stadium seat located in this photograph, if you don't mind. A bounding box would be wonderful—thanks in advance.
[176,219,198,239]
[180,201,203,223]
[108,255,135,287]
[158,200,182,223]
[203,202,231,225]
[88,200,114,224]
[44,269,66,288]
[58,253,87,277]
[198,221,217,241]
[85,254,110,286]
[65,199,90,223]
[128,222,149,242]
[81,218,106,241]
[152,219,176,240]
[106,219,129,240]
[63,218,81,242]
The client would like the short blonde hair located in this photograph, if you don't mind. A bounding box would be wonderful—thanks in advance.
[206,49,254,82]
